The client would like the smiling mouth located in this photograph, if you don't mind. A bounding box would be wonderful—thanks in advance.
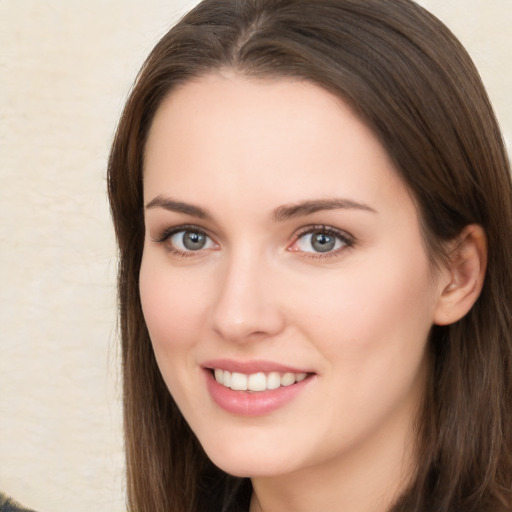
[212,369,309,392]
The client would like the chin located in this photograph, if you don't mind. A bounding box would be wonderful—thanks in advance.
[201,438,299,478]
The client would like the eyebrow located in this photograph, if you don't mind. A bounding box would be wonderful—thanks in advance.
[145,195,212,219]
[272,198,377,222]
[145,195,377,221]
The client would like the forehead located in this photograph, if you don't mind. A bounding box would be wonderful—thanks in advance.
[143,72,411,218]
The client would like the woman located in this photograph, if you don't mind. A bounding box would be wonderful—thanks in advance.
[107,0,512,511]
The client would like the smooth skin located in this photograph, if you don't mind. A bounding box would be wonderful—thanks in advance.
[140,72,486,512]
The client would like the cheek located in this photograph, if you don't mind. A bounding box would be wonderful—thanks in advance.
[297,256,435,436]
[139,254,214,410]
[139,255,209,354]
[291,249,437,372]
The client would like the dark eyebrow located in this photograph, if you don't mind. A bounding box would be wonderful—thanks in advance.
[145,195,212,219]
[145,195,376,222]
[272,198,377,222]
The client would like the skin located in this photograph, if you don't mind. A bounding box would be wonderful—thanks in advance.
[139,72,454,512]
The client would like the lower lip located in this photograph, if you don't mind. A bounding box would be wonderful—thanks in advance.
[204,370,313,417]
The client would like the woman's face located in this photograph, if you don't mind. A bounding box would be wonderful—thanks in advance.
[140,73,447,479]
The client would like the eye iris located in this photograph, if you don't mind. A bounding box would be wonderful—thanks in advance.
[183,231,206,250]
[311,232,336,252]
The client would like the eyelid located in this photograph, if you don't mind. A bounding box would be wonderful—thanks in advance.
[152,224,208,242]
[288,224,355,257]
[152,224,219,256]
[151,223,354,259]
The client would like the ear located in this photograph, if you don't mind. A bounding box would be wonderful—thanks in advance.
[433,224,487,326]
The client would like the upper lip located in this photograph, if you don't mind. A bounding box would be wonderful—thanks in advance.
[202,358,312,374]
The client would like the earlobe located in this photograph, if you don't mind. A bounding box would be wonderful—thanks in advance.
[433,224,487,326]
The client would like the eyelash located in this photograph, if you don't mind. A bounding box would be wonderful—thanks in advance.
[289,225,355,259]
[152,224,355,259]
[153,224,216,258]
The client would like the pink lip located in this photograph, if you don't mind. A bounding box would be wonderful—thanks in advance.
[202,358,310,374]
[202,363,315,417]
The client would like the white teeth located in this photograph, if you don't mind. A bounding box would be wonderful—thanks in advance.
[214,368,224,383]
[230,372,248,390]
[213,369,308,391]
[248,372,267,392]
[281,372,295,386]
[267,372,281,390]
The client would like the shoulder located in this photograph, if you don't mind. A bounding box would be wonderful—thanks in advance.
[0,493,37,512]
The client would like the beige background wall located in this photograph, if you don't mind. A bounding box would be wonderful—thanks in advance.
[0,2,510,511]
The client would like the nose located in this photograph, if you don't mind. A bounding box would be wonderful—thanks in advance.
[209,251,286,344]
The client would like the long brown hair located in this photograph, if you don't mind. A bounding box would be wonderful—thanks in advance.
[107,1,512,510]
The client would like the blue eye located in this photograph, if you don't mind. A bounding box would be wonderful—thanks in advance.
[170,229,216,252]
[292,227,353,255]
[154,227,217,256]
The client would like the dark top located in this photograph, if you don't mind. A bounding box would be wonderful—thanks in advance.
[0,493,36,512]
